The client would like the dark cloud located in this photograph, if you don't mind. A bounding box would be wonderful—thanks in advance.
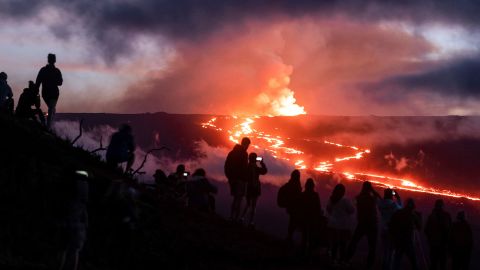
[2,0,480,61]
[365,58,480,102]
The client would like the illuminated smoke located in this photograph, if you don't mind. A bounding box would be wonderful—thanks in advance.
[384,150,425,171]
[256,62,306,116]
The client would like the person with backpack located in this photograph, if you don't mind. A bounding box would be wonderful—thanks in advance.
[425,199,452,270]
[326,183,354,266]
[346,181,381,269]
[224,137,250,222]
[35,53,63,128]
[241,153,267,228]
[278,169,303,244]
[186,168,218,212]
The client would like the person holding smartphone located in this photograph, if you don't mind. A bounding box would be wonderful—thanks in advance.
[241,153,267,228]
[378,188,402,270]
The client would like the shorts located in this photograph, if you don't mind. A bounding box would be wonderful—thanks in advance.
[228,178,246,197]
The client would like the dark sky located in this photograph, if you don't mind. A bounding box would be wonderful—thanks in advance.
[1,0,480,115]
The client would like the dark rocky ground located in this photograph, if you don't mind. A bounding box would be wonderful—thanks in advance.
[1,113,477,269]
[0,114,367,270]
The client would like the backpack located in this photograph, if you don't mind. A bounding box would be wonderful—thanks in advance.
[277,183,290,208]
[224,150,235,179]
[224,145,243,179]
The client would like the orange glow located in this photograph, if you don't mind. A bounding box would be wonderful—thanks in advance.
[201,116,480,201]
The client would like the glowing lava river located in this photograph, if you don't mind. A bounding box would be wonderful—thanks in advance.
[202,116,480,202]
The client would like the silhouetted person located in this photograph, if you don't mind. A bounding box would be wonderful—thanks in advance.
[389,198,421,270]
[153,169,168,186]
[104,179,138,270]
[241,153,267,227]
[346,181,381,269]
[186,168,218,212]
[168,164,187,185]
[106,124,135,173]
[326,183,354,265]
[153,169,168,196]
[153,169,168,187]
[35,53,63,128]
[224,137,250,222]
[58,170,89,270]
[0,72,14,114]
[16,81,46,126]
[450,211,473,270]
[425,199,452,270]
[300,178,323,256]
[167,164,189,202]
[378,188,402,270]
[279,169,303,243]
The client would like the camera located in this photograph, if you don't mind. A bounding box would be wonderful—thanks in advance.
[256,157,263,162]
[392,190,396,196]
[183,172,190,177]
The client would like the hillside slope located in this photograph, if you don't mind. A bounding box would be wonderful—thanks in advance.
[0,114,339,270]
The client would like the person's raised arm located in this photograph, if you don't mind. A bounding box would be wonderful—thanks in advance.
[394,190,402,207]
[258,160,267,175]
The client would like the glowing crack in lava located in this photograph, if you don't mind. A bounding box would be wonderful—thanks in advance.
[201,116,480,201]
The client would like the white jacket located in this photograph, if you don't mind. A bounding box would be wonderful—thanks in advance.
[327,197,355,231]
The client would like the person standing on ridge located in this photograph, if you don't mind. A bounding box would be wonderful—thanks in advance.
[241,152,267,228]
[389,198,421,270]
[450,211,473,270]
[425,199,452,270]
[35,53,63,128]
[224,137,250,222]
[300,178,323,256]
[277,169,303,244]
[346,181,381,269]
[326,183,354,266]
[378,188,402,270]
[0,72,14,114]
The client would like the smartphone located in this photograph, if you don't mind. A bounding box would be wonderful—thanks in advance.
[75,170,89,178]
[392,191,396,196]
[183,172,190,177]
[256,157,263,162]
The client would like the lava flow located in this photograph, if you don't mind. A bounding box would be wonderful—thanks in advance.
[201,116,480,201]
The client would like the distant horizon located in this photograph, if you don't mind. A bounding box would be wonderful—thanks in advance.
[57,112,480,118]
